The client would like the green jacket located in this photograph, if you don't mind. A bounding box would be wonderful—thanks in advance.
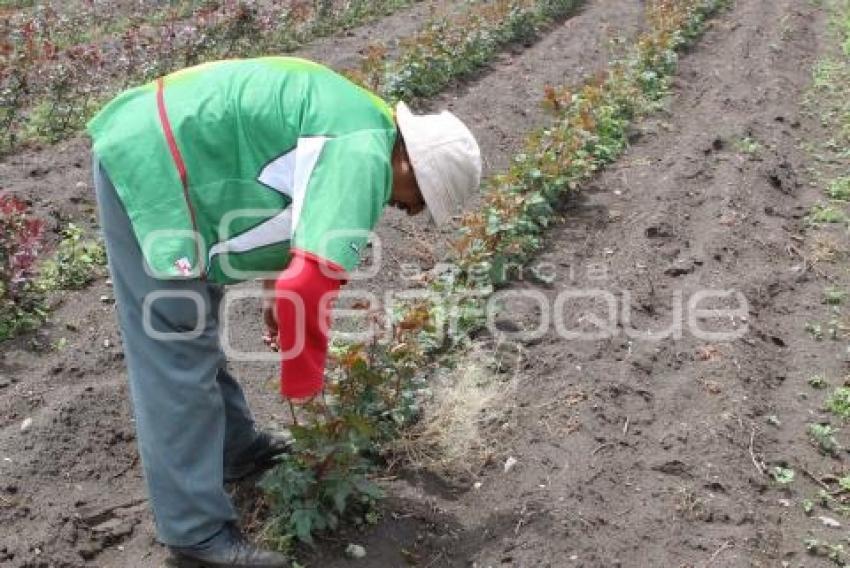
[88,57,396,283]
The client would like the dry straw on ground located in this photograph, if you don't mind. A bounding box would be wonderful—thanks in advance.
[391,343,520,481]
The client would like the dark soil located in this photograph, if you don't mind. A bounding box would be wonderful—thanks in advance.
[2,0,846,567]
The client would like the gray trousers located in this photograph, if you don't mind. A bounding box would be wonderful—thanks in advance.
[93,156,257,546]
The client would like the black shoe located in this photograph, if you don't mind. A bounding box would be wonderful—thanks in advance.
[169,523,288,567]
[224,430,292,483]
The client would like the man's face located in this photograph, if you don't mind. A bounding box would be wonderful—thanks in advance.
[389,178,426,215]
[390,139,426,216]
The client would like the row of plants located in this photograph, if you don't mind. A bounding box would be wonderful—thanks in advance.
[0,194,106,341]
[1,0,200,52]
[789,2,850,563]
[804,0,850,227]
[259,0,728,550]
[0,0,419,155]
[0,194,44,339]
[777,371,850,565]
[347,0,584,101]
[452,0,724,279]
[1,0,587,156]
[0,0,35,10]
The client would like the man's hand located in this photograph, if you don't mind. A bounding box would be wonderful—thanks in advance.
[261,279,279,351]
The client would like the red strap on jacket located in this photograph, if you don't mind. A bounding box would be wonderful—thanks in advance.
[155,77,203,277]
[275,250,343,399]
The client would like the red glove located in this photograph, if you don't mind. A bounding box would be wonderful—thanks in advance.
[275,250,343,400]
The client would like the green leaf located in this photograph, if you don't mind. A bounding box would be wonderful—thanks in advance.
[332,481,352,513]
[352,477,384,500]
[290,508,317,545]
[826,387,850,419]
[803,499,815,515]
[809,375,828,389]
[489,256,507,286]
[770,466,795,485]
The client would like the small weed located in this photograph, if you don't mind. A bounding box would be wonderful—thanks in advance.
[808,423,840,455]
[807,204,848,225]
[37,224,106,290]
[810,375,829,389]
[813,59,843,90]
[824,315,850,340]
[771,465,796,485]
[824,286,847,305]
[827,176,850,200]
[826,387,850,419]
[810,314,850,341]
[817,488,850,517]
[803,498,815,514]
[806,322,825,340]
[733,136,761,155]
[805,538,846,565]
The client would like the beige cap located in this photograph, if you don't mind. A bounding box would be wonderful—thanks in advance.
[395,101,482,225]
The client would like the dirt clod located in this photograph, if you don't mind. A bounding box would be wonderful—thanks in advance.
[764,158,799,194]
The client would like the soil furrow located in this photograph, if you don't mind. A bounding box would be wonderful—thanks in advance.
[389,1,830,566]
